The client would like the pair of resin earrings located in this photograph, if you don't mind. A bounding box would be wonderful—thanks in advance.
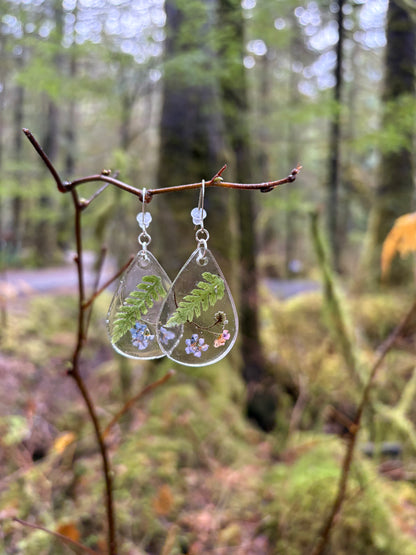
[106,181,238,367]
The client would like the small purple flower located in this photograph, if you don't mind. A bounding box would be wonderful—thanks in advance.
[214,329,231,348]
[185,334,209,358]
[159,326,175,345]
[130,322,154,350]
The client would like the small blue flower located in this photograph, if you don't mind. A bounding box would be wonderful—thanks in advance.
[185,334,208,358]
[159,326,176,345]
[130,322,154,350]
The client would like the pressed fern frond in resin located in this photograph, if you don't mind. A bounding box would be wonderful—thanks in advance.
[166,272,225,327]
[112,275,166,343]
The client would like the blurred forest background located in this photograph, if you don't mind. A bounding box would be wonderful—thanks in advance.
[1,0,416,553]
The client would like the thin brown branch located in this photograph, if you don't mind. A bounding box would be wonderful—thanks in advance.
[23,129,145,200]
[83,254,134,310]
[80,183,111,210]
[13,518,100,555]
[93,247,107,297]
[326,405,355,434]
[103,370,175,439]
[84,247,107,334]
[311,297,416,555]
[22,128,66,192]
[67,188,117,554]
[23,129,301,202]
[68,174,145,199]
[288,375,308,437]
[149,165,302,196]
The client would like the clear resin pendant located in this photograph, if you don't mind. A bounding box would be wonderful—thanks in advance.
[107,247,172,359]
[156,247,238,367]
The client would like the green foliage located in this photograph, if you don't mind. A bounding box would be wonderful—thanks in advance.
[166,272,225,327]
[112,276,166,343]
[353,95,416,155]
[0,415,28,446]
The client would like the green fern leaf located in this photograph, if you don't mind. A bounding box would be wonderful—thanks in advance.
[112,275,166,343]
[166,272,224,327]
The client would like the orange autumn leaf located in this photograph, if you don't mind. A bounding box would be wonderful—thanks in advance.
[56,522,80,542]
[153,484,174,516]
[53,432,77,454]
[381,212,416,277]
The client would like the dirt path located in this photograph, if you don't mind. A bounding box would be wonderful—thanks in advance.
[1,258,320,300]
[0,253,116,298]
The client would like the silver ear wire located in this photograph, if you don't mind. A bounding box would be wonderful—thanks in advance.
[198,179,205,226]
[137,187,152,254]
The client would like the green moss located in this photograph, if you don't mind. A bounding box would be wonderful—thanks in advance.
[352,293,408,346]
[262,437,416,555]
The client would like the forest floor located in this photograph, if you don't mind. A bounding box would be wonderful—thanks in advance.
[2,272,416,554]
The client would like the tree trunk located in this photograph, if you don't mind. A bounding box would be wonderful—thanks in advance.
[11,77,25,256]
[35,99,59,265]
[326,0,345,272]
[218,0,276,431]
[156,0,232,280]
[362,0,416,285]
[35,0,64,266]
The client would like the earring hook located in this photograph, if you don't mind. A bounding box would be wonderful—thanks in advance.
[191,179,207,228]
[198,179,205,224]
[136,187,152,253]
[141,186,147,219]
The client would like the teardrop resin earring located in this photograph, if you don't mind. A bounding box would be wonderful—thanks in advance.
[107,189,171,359]
[157,180,238,367]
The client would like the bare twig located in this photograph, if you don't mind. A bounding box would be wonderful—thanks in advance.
[80,183,110,210]
[84,246,107,334]
[65,189,117,554]
[22,129,67,192]
[149,164,302,196]
[311,298,416,555]
[288,374,308,437]
[23,129,301,200]
[103,370,175,439]
[13,518,100,555]
[83,254,134,310]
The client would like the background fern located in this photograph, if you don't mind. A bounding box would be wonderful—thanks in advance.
[112,275,166,343]
[166,272,225,327]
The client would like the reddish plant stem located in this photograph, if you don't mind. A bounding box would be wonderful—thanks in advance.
[84,247,107,335]
[103,369,175,439]
[22,128,67,192]
[83,254,134,310]
[66,189,117,555]
[148,164,301,196]
[23,129,301,201]
[13,518,100,555]
[311,298,416,555]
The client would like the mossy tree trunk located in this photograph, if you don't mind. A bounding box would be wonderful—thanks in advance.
[156,0,234,281]
[218,0,276,431]
[157,0,276,430]
[35,0,64,266]
[11,59,25,257]
[326,0,345,272]
[362,0,416,285]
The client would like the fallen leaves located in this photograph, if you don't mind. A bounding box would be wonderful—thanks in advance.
[55,522,80,542]
[153,484,174,516]
[52,432,77,455]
